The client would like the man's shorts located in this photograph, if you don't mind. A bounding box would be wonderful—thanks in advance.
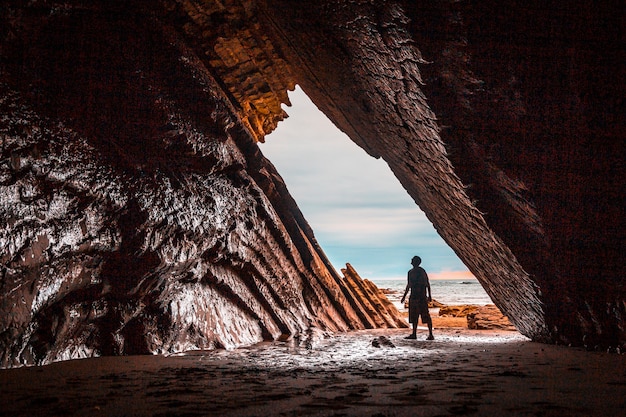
[408,298,431,324]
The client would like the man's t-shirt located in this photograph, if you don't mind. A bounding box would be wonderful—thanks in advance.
[407,267,428,301]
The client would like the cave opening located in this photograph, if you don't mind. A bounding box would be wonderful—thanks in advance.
[259,87,495,310]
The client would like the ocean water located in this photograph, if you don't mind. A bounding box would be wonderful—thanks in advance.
[372,278,493,306]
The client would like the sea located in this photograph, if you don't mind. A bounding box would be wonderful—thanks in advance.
[371,278,492,306]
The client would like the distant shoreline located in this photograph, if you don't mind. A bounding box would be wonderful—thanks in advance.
[371,270,479,281]
[372,278,493,307]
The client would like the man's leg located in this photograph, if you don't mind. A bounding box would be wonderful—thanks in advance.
[405,300,418,339]
[426,320,434,340]
[405,321,417,339]
[423,305,434,340]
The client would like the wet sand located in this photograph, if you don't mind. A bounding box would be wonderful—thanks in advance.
[1,325,624,416]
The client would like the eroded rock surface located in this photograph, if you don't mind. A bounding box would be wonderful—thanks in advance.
[0,0,404,367]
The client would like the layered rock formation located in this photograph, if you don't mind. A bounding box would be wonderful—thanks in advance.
[340,264,407,329]
[0,0,405,367]
[0,0,624,367]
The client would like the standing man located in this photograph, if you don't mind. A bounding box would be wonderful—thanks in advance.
[400,256,434,340]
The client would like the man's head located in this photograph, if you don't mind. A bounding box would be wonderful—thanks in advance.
[411,256,422,266]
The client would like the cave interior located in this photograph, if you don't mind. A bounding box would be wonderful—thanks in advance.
[0,0,624,368]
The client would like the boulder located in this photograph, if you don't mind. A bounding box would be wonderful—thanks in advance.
[467,305,516,331]
[439,305,479,318]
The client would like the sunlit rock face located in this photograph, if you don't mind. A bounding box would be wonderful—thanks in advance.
[261,0,625,348]
[0,1,406,367]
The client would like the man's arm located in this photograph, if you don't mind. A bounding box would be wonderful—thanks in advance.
[425,271,432,302]
[400,273,410,304]
[400,285,409,304]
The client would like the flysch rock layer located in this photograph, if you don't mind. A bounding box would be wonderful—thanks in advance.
[0,1,405,367]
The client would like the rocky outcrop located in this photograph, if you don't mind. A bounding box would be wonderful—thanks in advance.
[438,304,515,331]
[439,305,479,318]
[340,264,407,329]
[0,1,404,367]
[467,306,516,332]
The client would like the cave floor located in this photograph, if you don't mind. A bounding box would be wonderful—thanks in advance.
[1,328,624,417]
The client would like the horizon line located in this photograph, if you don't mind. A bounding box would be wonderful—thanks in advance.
[365,270,478,281]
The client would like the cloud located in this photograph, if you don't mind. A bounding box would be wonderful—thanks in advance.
[309,207,437,246]
[260,87,468,280]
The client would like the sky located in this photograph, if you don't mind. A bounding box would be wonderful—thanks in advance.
[259,87,473,281]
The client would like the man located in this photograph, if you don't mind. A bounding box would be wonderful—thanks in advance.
[400,256,434,340]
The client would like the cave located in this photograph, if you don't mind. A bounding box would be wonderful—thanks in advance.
[1,0,624,372]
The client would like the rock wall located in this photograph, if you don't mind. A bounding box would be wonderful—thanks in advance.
[260,0,625,347]
[0,1,405,367]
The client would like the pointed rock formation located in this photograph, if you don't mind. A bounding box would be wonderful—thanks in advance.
[340,263,408,330]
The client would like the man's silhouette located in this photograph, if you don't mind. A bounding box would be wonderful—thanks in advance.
[401,256,434,340]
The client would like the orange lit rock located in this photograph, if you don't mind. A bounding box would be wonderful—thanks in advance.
[467,306,516,332]
[172,0,295,142]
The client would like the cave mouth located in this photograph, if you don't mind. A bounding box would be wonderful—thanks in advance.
[257,87,516,333]
[259,87,490,296]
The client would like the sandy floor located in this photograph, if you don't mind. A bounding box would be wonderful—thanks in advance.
[1,325,624,417]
